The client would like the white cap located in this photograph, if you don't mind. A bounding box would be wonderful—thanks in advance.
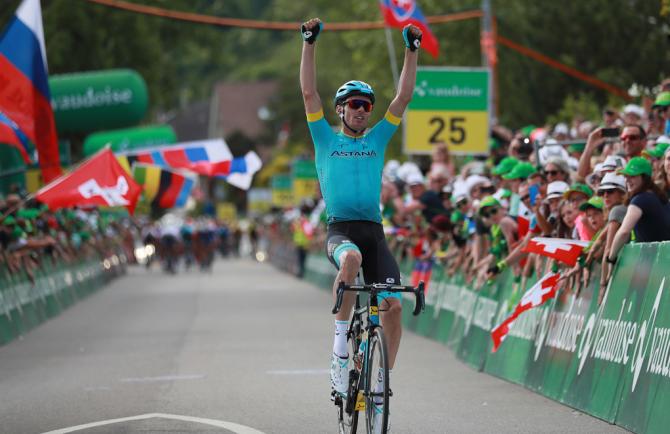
[397,161,422,182]
[538,144,570,166]
[406,172,425,186]
[383,160,400,180]
[623,104,645,118]
[593,163,605,174]
[601,155,626,171]
[553,123,569,136]
[465,175,490,194]
[598,172,626,192]
[546,181,569,199]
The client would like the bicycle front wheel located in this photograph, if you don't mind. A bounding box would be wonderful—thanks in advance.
[365,327,389,434]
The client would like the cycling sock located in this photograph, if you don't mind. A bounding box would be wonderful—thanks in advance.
[333,320,349,358]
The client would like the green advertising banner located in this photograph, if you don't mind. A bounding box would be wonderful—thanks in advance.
[50,69,148,133]
[83,124,177,156]
[611,243,670,433]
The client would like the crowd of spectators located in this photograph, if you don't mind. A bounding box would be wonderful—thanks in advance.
[0,190,136,285]
[288,79,670,301]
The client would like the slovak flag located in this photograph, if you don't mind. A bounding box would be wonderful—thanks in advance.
[522,237,589,267]
[491,272,562,352]
[0,0,62,182]
[36,149,142,214]
[379,0,440,58]
[219,151,263,190]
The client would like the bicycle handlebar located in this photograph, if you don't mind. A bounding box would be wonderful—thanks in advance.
[331,281,425,316]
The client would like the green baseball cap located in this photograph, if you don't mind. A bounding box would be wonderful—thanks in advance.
[618,156,653,177]
[652,91,670,108]
[502,162,536,180]
[492,157,518,176]
[564,182,593,199]
[579,196,604,211]
[2,215,17,226]
[520,125,536,137]
[568,142,586,153]
[478,195,501,214]
[642,142,670,159]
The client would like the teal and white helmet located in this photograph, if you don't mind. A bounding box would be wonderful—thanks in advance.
[333,80,375,106]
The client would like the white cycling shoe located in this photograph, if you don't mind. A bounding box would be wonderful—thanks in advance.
[330,353,350,395]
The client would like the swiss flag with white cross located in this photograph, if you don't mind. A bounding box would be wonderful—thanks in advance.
[491,272,562,352]
[522,237,589,267]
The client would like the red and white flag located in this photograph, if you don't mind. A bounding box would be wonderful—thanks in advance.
[36,148,142,214]
[522,237,589,267]
[491,272,561,352]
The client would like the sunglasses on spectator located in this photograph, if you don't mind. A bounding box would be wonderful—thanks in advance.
[346,99,373,112]
[620,135,641,141]
[481,208,498,218]
[544,170,560,176]
[598,189,622,196]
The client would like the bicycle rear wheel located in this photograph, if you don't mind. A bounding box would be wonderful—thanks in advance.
[365,327,389,434]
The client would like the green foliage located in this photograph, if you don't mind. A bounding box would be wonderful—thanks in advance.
[546,93,601,125]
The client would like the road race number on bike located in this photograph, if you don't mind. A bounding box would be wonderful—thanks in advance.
[405,67,490,155]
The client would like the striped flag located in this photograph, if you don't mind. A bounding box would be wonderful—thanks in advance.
[132,164,195,208]
[118,139,233,177]
[0,0,62,182]
[218,151,263,190]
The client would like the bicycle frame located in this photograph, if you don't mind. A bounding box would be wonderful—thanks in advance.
[332,281,425,419]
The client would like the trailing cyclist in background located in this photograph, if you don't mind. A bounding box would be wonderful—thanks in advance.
[299,16,422,433]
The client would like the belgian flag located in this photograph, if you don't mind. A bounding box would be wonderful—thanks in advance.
[131,163,194,208]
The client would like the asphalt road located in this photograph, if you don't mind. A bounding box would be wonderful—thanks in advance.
[0,258,625,434]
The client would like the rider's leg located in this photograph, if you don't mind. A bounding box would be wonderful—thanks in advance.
[380,297,402,369]
[332,249,362,322]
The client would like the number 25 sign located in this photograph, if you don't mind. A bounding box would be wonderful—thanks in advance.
[404,67,489,155]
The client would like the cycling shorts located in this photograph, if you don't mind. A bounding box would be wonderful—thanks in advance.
[326,220,401,300]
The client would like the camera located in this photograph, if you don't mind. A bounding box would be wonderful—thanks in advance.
[518,137,534,157]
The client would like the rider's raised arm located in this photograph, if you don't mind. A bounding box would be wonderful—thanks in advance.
[300,18,323,115]
[388,25,422,119]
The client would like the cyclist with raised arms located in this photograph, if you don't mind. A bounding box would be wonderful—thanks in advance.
[299,16,422,411]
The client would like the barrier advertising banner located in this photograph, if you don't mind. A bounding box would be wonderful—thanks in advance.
[300,241,670,434]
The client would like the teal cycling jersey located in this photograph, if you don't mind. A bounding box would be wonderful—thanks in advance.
[307,109,401,224]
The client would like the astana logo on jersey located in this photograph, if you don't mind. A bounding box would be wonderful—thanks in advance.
[330,150,377,158]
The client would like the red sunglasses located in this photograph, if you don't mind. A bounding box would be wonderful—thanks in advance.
[346,99,373,112]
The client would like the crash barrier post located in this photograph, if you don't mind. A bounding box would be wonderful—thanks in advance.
[294,241,670,433]
[0,251,127,346]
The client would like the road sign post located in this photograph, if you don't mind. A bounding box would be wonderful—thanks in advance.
[405,67,490,155]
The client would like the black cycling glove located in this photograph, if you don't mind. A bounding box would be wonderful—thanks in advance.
[301,21,323,45]
[402,25,422,51]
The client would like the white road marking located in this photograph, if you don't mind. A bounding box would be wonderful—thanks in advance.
[41,413,266,434]
[266,368,329,375]
[119,374,205,383]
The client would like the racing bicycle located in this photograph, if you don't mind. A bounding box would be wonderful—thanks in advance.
[331,281,425,434]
